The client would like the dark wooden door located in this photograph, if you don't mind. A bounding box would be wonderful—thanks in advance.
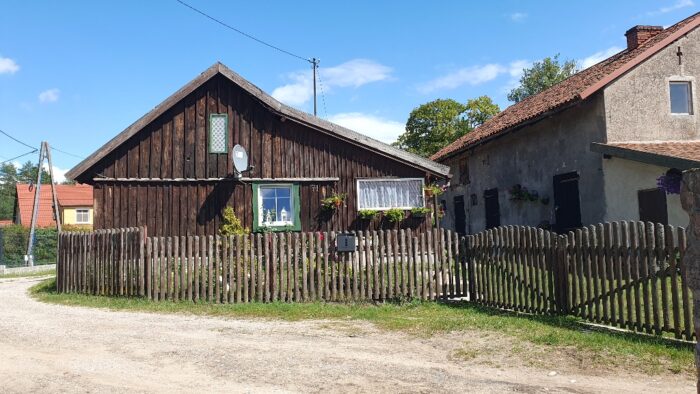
[453,195,466,234]
[638,188,668,225]
[484,188,500,229]
[553,172,582,233]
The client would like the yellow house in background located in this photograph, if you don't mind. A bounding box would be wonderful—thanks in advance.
[61,206,94,226]
[14,183,94,229]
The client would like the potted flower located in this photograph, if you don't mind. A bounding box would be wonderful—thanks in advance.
[358,209,378,221]
[321,193,346,210]
[410,207,431,218]
[385,208,405,223]
[424,183,444,198]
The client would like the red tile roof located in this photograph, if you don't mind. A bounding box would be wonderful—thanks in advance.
[15,183,93,227]
[601,141,700,163]
[432,12,700,161]
[0,219,12,227]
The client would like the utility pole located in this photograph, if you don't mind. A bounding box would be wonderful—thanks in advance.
[311,57,319,116]
[46,142,62,233]
[26,141,61,266]
[26,143,45,267]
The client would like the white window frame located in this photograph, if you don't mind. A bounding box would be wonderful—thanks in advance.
[667,77,695,116]
[75,208,90,224]
[257,183,295,228]
[356,178,425,211]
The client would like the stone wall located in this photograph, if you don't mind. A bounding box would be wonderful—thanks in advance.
[679,169,700,388]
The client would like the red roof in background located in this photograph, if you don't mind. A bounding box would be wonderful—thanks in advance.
[431,12,700,161]
[0,219,12,227]
[15,183,93,227]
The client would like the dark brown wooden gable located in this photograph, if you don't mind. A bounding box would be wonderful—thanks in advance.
[88,73,432,236]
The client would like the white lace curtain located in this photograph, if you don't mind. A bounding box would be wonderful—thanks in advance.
[357,179,424,210]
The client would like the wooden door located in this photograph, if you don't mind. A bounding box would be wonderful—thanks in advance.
[638,188,668,225]
[453,195,466,234]
[553,172,582,233]
[484,188,500,229]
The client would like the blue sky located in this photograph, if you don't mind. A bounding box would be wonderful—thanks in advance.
[0,0,697,180]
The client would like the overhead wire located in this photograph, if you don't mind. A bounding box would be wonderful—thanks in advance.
[0,128,37,150]
[175,0,312,64]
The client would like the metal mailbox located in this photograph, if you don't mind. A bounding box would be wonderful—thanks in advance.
[336,233,357,252]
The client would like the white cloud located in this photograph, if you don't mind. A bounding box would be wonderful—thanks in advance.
[580,46,623,69]
[419,60,528,94]
[0,56,19,74]
[327,112,405,144]
[41,163,67,183]
[272,59,393,106]
[38,88,60,103]
[647,0,694,15]
[509,12,528,22]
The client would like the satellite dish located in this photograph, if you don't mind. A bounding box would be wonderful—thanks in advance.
[232,144,249,176]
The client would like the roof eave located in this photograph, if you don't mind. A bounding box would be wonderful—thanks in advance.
[66,63,449,181]
[590,142,700,170]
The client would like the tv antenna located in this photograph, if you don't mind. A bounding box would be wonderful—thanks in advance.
[232,144,250,179]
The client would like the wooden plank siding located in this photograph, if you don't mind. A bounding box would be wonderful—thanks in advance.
[86,74,437,236]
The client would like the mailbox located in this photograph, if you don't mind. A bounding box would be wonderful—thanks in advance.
[336,233,356,252]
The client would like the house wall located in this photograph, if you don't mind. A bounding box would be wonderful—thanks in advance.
[601,157,685,226]
[83,74,436,236]
[604,27,700,141]
[439,95,607,234]
[62,207,94,225]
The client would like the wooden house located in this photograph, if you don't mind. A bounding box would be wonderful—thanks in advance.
[66,63,449,236]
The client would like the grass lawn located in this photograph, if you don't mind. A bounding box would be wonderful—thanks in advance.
[30,277,693,376]
[0,268,55,279]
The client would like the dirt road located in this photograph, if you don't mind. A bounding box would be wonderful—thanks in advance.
[0,278,693,393]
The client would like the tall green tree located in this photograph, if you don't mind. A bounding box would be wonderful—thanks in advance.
[507,54,578,103]
[17,160,50,184]
[394,96,499,157]
[0,163,19,220]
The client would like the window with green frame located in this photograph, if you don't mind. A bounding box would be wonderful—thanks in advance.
[252,183,301,232]
[209,113,228,153]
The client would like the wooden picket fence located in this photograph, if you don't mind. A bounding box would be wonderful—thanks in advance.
[466,221,695,341]
[57,228,467,303]
[57,221,695,341]
[57,227,144,295]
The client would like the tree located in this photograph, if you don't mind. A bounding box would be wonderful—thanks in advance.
[507,54,578,103]
[0,163,18,220]
[17,160,50,184]
[394,97,500,157]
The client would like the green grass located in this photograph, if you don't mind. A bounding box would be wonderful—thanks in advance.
[29,278,693,376]
[0,268,55,279]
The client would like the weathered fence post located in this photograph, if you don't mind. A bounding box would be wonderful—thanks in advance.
[680,169,700,391]
[555,235,569,314]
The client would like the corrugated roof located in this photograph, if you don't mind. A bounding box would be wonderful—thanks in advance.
[15,184,93,227]
[432,12,700,161]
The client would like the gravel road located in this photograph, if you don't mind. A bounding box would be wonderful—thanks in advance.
[0,277,693,393]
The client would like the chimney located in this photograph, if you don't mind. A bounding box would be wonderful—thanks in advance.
[625,25,664,50]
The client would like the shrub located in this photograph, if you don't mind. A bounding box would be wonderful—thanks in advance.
[358,210,378,220]
[219,207,249,236]
[385,208,405,223]
[0,225,57,266]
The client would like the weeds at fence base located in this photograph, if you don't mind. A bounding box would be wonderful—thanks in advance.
[31,278,694,376]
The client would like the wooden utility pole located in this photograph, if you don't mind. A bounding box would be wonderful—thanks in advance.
[46,142,62,232]
[26,141,62,266]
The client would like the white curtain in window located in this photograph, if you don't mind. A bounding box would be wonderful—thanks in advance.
[358,179,424,209]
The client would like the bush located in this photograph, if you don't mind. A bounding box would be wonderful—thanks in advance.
[0,225,57,267]
[358,210,378,220]
[220,207,249,236]
[385,208,405,223]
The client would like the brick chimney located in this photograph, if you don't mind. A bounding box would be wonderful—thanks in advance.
[625,25,664,50]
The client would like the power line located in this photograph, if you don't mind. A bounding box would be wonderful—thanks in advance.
[0,128,37,150]
[316,67,329,119]
[51,146,84,160]
[0,150,38,166]
[175,0,312,63]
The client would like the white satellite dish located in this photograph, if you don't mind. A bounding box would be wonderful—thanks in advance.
[232,144,249,178]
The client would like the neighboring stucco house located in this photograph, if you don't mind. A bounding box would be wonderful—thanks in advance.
[14,183,94,228]
[432,12,700,234]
